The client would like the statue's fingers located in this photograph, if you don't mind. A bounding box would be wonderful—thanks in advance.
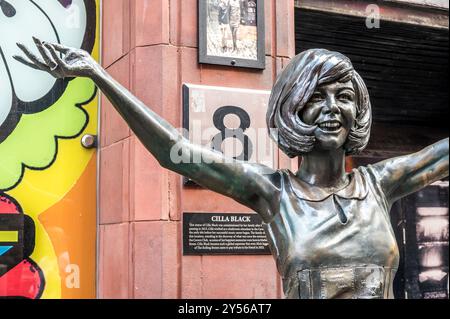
[33,37,57,69]
[16,43,47,68]
[44,43,67,68]
[31,36,44,45]
[50,42,70,54]
[13,55,42,71]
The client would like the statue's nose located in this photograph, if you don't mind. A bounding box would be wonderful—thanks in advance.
[322,97,340,114]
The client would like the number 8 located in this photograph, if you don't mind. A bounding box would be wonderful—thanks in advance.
[211,106,253,161]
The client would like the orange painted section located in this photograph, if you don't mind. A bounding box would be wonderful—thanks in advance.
[39,155,97,299]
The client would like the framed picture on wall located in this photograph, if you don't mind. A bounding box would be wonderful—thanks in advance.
[199,0,265,69]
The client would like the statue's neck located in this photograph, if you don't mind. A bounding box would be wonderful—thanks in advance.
[296,148,348,188]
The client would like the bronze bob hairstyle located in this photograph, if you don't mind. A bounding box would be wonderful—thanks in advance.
[267,49,372,157]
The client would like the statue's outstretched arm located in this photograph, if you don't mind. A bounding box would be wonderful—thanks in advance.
[14,38,279,220]
[371,138,449,205]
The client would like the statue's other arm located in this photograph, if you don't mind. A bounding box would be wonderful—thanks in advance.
[372,138,449,205]
[14,39,279,221]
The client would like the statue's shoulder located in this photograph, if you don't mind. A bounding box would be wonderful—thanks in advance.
[354,163,380,180]
[257,168,286,192]
[353,164,388,197]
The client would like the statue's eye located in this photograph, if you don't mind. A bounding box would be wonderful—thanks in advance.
[338,93,354,102]
[309,93,324,103]
[0,0,16,18]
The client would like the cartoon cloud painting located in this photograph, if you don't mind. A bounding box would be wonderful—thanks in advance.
[0,0,96,144]
[0,0,98,298]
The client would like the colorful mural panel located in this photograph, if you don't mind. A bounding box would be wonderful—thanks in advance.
[0,0,99,298]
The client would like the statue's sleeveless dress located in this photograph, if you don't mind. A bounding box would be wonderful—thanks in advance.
[264,165,400,299]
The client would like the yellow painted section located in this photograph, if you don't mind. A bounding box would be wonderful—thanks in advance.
[0,231,18,242]
[2,1,100,299]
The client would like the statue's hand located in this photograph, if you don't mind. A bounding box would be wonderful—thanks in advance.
[14,37,97,79]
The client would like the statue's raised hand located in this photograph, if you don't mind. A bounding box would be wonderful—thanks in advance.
[14,37,97,79]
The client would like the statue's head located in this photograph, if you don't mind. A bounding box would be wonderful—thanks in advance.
[267,49,372,157]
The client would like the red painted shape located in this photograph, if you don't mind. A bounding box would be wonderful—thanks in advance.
[0,259,44,299]
[0,193,44,299]
[0,195,20,214]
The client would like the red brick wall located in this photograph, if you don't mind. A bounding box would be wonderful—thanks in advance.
[98,0,296,299]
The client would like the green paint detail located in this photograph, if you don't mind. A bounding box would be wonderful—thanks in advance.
[0,77,96,190]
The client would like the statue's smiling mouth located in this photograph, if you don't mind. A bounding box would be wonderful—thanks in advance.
[318,120,342,132]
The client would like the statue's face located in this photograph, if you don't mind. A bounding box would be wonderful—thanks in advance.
[300,80,356,152]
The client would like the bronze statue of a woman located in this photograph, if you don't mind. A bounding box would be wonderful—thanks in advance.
[15,38,449,299]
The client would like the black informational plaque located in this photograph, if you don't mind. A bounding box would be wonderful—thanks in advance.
[183,212,271,255]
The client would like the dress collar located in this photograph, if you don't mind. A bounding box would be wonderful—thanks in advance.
[284,168,369,202]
